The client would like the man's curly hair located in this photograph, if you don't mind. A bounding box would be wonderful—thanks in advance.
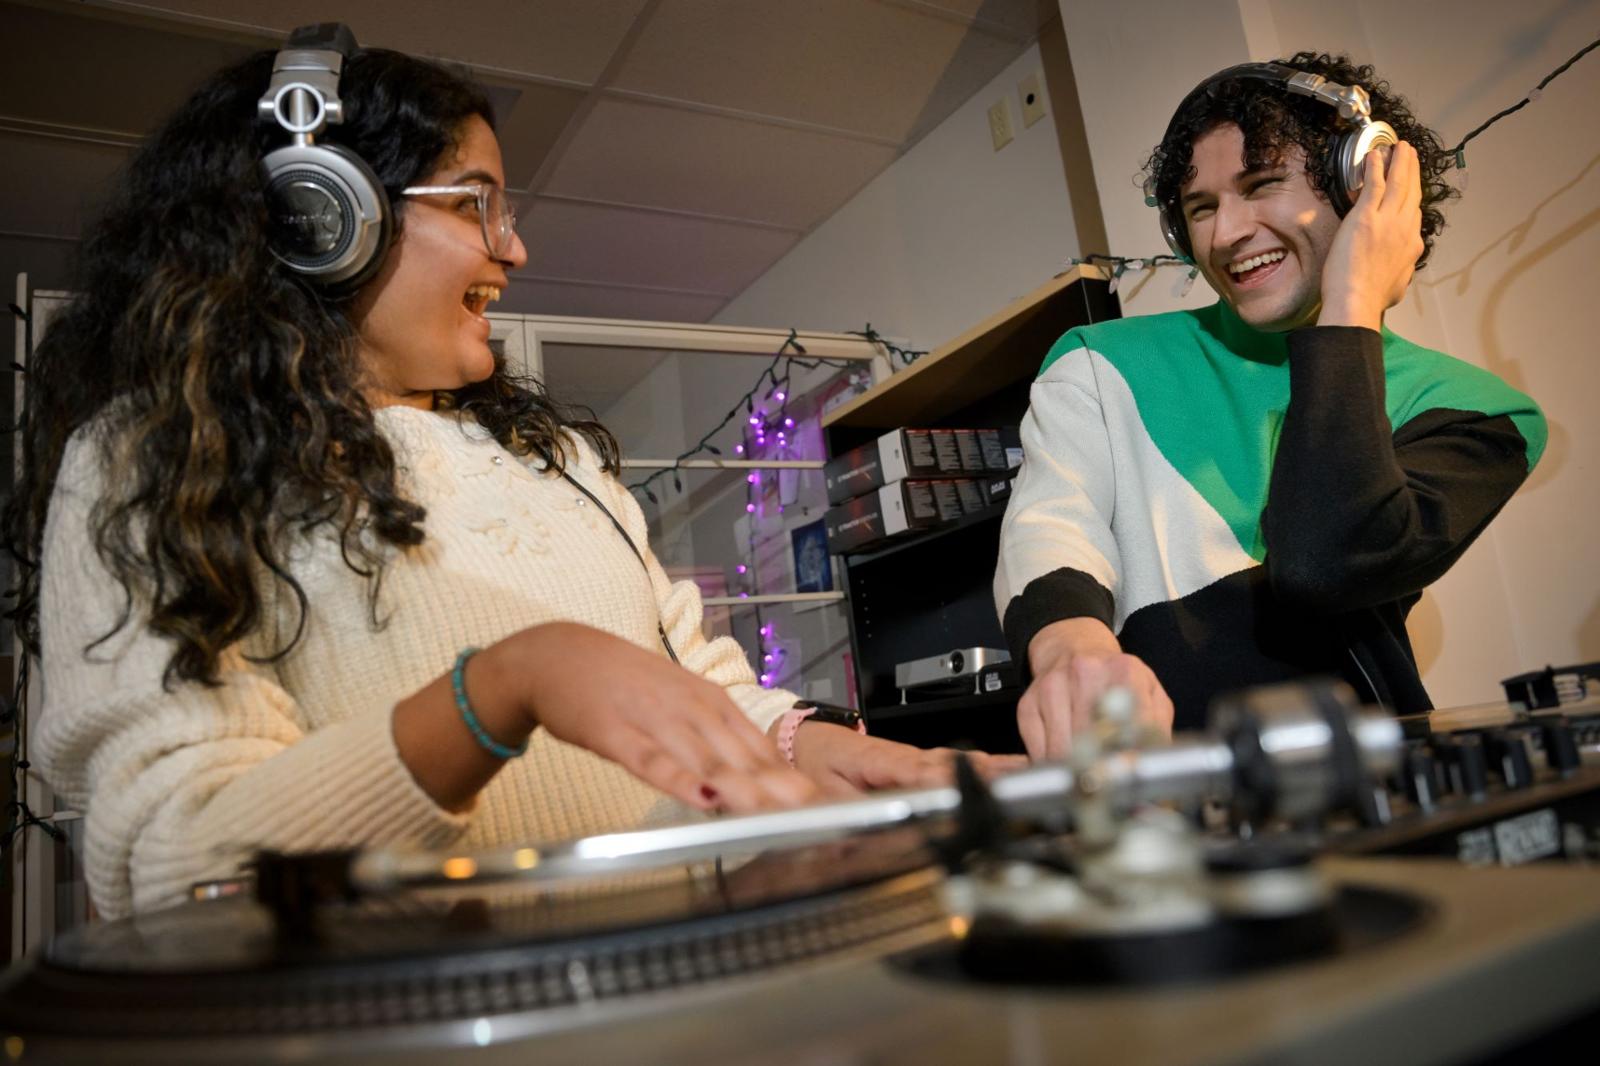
[1142,52,1456,268]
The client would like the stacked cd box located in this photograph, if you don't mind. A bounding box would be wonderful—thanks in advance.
[822,427,1019,554]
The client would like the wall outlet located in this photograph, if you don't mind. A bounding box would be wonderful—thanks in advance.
[987,97,1014,151]
[1018,71,1046,127]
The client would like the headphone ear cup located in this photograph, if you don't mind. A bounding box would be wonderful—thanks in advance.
[1325,120,1399,215]
[261,142,391,290]
[1157,202,1194,263]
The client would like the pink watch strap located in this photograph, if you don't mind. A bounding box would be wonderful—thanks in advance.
[777,706,866,767]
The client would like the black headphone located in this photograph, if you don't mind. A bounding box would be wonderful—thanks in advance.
[1149,62,1398,263]
[258,23,391,290]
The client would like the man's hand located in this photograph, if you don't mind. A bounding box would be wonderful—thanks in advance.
[1318,140,1426,332]
[1018,618,1174,760]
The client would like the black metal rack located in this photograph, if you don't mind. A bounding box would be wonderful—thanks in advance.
[822,268,1118,750]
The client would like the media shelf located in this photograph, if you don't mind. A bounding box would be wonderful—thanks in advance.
[824,266,1118,745]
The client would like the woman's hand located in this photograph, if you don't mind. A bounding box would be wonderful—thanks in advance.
[787,722,1028,797]
[394,622,819,815]
[1318,140,1426,332]
[499,623,820,813]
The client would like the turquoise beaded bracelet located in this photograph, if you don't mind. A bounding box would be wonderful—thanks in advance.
[452,647,528,759]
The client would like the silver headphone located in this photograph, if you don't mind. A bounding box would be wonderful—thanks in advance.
[1150,62,1398,263]
[258,23,391,289]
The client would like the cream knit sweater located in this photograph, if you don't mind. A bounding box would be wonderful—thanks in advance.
[37,406,797,919]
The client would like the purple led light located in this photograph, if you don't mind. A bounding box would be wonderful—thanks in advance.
[774,391,786,402]
[734,444,744,455]
[747,473,758,484]
[736,564,747,574]
[784,418,794,428]
[748,416,760,426]
[745,503,755,513]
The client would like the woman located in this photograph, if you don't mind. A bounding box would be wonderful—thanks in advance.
[6,36,1012,920]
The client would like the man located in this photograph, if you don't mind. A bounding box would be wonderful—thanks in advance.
[994,53,1546,759]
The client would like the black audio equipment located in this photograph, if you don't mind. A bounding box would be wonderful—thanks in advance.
[4,669,1600,1065]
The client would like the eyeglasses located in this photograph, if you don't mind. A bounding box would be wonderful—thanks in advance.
[400,183,520,260]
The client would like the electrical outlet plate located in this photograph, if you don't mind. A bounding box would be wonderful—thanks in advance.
[988,97,1013,151]
[1019,71,1046,127]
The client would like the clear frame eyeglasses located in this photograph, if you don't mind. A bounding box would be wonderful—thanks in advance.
[399,183,520,260]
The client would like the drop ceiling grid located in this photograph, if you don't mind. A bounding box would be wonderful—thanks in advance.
[3,0,1051,324]
[519,198,800,295]
[76,0,651,85]
[606,0,1026,142]
[537,98,900,231]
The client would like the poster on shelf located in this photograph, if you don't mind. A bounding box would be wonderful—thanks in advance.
[789,517,833,595]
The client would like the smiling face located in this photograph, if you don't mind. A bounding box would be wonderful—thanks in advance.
[1179,122,1341,332]
[350,115,527,409]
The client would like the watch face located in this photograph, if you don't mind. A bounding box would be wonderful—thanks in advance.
[793,700,863,729]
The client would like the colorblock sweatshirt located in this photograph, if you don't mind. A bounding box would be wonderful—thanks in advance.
[995,301,1546,731]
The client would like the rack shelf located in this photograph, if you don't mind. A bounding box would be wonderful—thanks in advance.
[822,264,1109,432]
[824,268,1118,736]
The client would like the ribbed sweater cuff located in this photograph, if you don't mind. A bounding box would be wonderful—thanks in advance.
[191,710,471,855]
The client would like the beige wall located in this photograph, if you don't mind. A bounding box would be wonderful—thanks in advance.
[714,35,1081,346]
[1058,0,1600,704]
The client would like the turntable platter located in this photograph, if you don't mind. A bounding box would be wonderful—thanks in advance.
[0,832,945,1053]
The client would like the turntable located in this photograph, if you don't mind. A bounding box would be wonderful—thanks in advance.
[4,670,1600,1065]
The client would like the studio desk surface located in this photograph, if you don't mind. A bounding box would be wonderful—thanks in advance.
[399,858,1600,1066]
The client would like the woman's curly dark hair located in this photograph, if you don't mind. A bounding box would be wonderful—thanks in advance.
[1142,52,1457,268]
[3,47,617,687]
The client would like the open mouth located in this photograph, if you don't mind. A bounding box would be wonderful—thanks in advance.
[462,283,502,317]
[1225,250,1286,286]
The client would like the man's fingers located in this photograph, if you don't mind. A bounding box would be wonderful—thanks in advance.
[1362,141,1387,208]
[1017,693,1048,761]
[1395,143,1422,213]
[1038,668,1078,759]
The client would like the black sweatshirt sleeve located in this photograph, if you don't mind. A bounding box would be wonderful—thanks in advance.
[1260,326,1535,613]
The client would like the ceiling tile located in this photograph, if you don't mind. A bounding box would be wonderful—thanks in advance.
[0,133,129,236]
[900,0,1056,39]
[543,98,897,229]
[0,3,259,138]
[520,199,798,295]
[502,276,727,323]
[482,79,587,192]
[91,0,650,84]
[613,0,1026,142]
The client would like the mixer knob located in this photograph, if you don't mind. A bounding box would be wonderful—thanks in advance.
[1485,728,1535,790]
[1402,743,1443,813]
[1439,735,1489,801]
[1540,716,1582,776]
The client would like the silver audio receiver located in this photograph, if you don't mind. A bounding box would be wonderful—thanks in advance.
[895,647,1011,690]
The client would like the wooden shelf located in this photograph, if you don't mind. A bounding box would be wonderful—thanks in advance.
[821,264,1111,431]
